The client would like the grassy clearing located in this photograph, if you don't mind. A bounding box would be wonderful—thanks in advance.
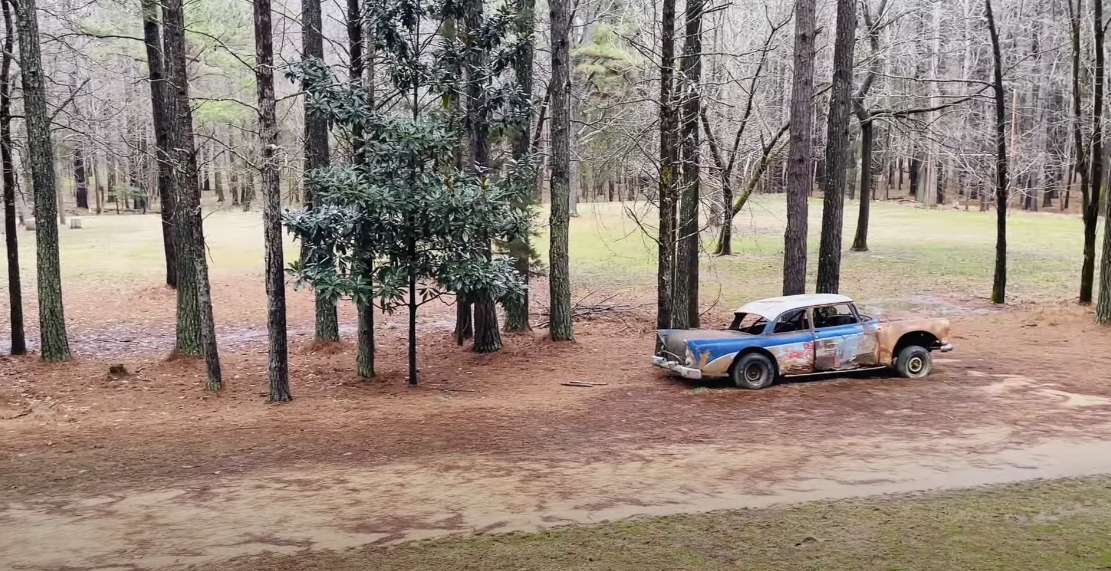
[3,196,1095,305]
[218,477,1111,571]
[553,197,1096,306]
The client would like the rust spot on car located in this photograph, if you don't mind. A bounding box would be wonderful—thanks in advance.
[872,316,950,364]
[769,341,814,375]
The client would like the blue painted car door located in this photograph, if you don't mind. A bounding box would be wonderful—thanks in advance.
[812,303,877,371]
[765,308,816,375]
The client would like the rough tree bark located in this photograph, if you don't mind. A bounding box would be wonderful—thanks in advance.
[91,152,103,214]
[671,0,703,328]
[302,0,339,342]
[229,130,240,206]
[164,0,222,388]
[140,0,177,289]
[783,0,817,295]
[1,0,23,355]
[1078,0,1099,304]
[73,149,89,209]
[503,0,535,333]
[213,141,225,202]
[1095,0,1111,322]
[985,0,1007,305]
[348,0,375,377]
[815,0,857,294]
[850,0,888,252]
[15,0,70,361]
[463,0,503,353]
[253,0,290,400]
[657,0,678,327]
[548,0,573,341]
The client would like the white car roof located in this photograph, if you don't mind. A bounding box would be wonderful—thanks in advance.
[735,294,854,319]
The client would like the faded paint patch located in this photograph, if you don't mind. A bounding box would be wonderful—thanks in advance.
[702,352,739,377]
[769,341,814,375]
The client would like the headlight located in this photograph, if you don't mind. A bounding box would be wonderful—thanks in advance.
[684,347,695,366]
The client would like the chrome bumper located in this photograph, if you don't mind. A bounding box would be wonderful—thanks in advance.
[652,355,702,380]
[938,343,954,353]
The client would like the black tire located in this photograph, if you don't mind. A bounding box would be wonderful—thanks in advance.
[732,353,776,390]
[895,345,932,378]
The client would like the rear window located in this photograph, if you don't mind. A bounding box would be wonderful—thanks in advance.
[729,312,767,334]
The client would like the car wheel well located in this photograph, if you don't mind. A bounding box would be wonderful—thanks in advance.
[733,347,780,377]
[894,331,940,356]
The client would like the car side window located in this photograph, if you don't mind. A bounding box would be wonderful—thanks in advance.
[813,304,859,329]
[773,309,810,333]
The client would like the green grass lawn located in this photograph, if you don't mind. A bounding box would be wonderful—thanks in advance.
[3,196,1096,306]
[550,196,1095,306]
[214,477,1111,571]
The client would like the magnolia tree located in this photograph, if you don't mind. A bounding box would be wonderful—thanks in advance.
[285,27,532,385]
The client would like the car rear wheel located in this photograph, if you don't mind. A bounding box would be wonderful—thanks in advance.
[895,345,932,378]
[732,353,776,390]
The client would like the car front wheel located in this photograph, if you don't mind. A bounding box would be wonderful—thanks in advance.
[895,345,932,378]
[732,353,776,390]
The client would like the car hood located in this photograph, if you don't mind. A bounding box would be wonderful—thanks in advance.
[656,329,751,360]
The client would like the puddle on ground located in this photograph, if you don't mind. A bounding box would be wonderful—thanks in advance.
[3,431,1111,570]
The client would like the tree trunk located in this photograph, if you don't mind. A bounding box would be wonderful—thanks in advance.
[503,0,535,333]
[657,0,678,327]
[242,163,254,211]
[165,0,222,388]
[1076,0,1098,304]
[1094,0,1111,321]
[463,0,502,353]
[91,152,103,214]
[15,0,69,361]
[1,0,24,355]
[908,152,922,197]
[782,0,816,296]
[353,0,376,376]
[302,0,339,342]
[815,0,856,294]
[851,118,874,252]
[140,0,177,288]
[548,0,573,341]
[672,0,703,328]
[229,131,240,206]
[253,0,290,400]
[201,140,211,194]
[851,1,884,253]
[985,0,1007,305]
[213,144,225,202]
[73,148,89,209]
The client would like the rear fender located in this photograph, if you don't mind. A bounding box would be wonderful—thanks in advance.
[686,338,753,377]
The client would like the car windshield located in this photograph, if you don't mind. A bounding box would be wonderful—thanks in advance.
[728,312,768,334]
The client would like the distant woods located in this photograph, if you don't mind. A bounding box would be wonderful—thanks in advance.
[6,0,1111,381]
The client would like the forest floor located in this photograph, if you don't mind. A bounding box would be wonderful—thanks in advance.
[2,198,1111,570]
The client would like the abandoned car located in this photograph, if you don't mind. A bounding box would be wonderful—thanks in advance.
[652,294,953,389]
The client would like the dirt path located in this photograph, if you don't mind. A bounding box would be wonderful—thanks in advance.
[5,428,1111,571]
[5,303,1111,570]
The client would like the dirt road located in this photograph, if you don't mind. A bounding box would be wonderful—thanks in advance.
[5,428,1111,570]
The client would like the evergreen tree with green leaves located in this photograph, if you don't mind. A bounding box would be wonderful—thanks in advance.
[285,0,532,384]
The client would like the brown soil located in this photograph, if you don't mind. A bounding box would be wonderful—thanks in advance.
[3,280,1111,570]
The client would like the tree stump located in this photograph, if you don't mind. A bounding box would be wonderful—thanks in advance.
[24,218,35,231]
[69,218,82,229]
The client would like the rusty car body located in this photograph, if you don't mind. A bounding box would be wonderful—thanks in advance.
[652,294,953,389]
